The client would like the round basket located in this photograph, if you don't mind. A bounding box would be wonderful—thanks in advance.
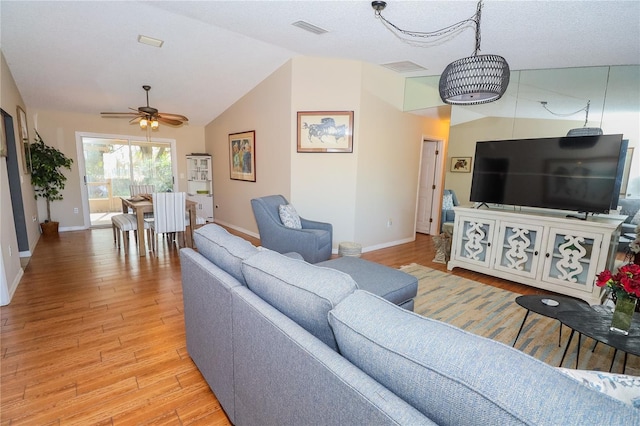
[338,242,362,257]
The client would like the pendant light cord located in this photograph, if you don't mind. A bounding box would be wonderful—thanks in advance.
[541,100,592,126]
[473,1,482,56]
[374,1,481,51]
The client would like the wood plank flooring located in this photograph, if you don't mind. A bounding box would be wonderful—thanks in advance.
[1,227,548,425]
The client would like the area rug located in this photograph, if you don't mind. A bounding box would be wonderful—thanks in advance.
[400,263,640,376]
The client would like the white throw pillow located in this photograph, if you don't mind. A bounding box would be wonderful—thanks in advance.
[279,204,302,229]
[442,193,454,210]
[631,209,640,225]
[557,367,640,409]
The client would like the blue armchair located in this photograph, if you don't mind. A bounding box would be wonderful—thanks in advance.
[441,189,459,232]
[618,198,640,252]
[251,195,333,264]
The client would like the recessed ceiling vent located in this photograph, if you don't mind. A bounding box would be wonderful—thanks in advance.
[381,61,427,73]
[138,34,164,48]
[292,20,328,35]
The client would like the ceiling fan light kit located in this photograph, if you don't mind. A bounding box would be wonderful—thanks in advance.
[371,0,510,105]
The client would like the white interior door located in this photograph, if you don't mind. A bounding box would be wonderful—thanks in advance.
[416,140,440,234]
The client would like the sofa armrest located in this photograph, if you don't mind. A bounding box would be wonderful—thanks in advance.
[180,248,241,423]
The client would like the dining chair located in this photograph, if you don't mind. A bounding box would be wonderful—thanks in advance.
[130,184,156,217]
[145,192,187,254]
[130,184,155,196]
[111,213,150,255]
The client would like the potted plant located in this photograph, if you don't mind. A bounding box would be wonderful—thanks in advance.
[29,130,73,236]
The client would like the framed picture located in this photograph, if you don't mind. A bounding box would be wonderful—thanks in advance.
[297,111,354,153]
[229,131,256,182]
[450,157,472,173]
[0,112,6,157]
[17,106,31,173]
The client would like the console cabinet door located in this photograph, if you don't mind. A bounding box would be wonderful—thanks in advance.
[493,222,544,279]
[541,228,603,291]
[453,216,496,268]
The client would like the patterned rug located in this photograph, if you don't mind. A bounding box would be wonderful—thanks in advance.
[400,263,640,376]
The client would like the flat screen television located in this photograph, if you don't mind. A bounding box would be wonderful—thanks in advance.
[469,134,627,216]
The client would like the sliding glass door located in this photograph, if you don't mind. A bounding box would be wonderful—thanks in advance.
[79,134,175,227]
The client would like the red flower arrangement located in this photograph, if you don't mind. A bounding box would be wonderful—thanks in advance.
[596,263,640,298]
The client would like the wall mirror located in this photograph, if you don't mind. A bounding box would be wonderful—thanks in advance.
[405,65,640,204]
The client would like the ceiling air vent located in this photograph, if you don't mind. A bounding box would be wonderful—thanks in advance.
[292,20,328,35]
[382,61,427,73]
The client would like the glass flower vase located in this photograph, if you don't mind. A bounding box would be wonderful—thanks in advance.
[610,292,637,335]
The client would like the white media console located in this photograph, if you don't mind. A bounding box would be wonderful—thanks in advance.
[447,206,626,305]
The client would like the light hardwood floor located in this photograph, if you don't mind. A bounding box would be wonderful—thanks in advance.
[1,227,549,425]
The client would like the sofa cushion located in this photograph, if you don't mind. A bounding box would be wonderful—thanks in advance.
[317,256,417,308]
[328,290,640,426]
[193,224,258,285]
[278,204,302,229]
[241,250,357,351]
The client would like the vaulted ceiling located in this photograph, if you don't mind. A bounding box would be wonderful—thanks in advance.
[2,1,639,126]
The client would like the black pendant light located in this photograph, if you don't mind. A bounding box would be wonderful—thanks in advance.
[372,1,510,105]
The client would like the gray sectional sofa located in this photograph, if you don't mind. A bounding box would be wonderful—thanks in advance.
[180,224,640,425]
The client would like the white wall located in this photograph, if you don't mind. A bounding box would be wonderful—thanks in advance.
[289,57,361,245]
[1,51,30,304]
[205,60,293,235]
[206,56,450,250]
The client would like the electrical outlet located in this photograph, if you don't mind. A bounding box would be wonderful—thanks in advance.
[74,207,79,214]
[387,219,393,228]
[32,216,37,222]
[8,245,12,256]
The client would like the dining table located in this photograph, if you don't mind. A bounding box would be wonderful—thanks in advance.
[120,196,197,256]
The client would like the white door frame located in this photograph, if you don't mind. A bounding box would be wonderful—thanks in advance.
[75,131,178,228]
[415,137,446,235]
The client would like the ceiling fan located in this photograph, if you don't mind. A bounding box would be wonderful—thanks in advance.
[100,85,188,129]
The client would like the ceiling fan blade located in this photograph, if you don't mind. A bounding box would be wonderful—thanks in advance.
[158,112,188,122]
[157,116,184,126]
[100,112,143,118]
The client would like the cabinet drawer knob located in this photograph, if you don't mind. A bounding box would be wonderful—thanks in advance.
[545,253,550,258]
[534,251,538,256]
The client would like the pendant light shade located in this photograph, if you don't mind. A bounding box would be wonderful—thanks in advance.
[439,54,510,104]
[566,127,603,137]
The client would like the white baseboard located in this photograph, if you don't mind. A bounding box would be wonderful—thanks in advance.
[361,236,416,253]
[58,225,90,232]
[1,268,24,306]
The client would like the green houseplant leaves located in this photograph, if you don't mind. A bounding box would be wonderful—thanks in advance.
[30,130,73,223]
